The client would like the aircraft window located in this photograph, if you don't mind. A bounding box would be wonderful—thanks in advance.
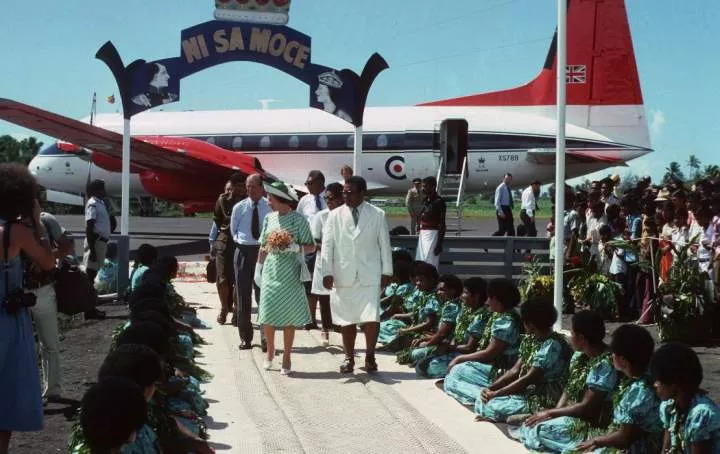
[232,136,243,150]
[317,135,328,149]
[260,136,271,148]
[346,135,354,149]
[38,144,61,156]
[289,135,300,148]
[206,137,216,145]
[377,134,388,148]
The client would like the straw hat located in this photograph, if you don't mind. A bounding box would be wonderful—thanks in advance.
[263,181,299,202]
[610,174,621,185]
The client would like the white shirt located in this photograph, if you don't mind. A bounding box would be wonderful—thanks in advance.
[296,190,327,222]
[520,186,536,217]
[230,197,271,246]
[85,197,111,239]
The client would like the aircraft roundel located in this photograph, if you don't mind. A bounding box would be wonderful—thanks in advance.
[385,155,406,180]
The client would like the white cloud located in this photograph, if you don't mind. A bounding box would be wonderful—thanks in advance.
[650,109,666,137]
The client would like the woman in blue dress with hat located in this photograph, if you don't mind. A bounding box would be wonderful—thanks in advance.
[0,164,56,452]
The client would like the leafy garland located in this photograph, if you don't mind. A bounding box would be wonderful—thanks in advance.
[665,399,690,453]
[517,333,571,412]
[477,310,521,352]
[564,350,612,404]
[454,304,488,344]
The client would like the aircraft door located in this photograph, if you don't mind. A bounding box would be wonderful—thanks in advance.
[440,119,468,174]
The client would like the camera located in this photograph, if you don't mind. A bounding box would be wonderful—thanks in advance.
[3,289,37,315]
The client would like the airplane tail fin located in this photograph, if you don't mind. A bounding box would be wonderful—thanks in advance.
[418,0,643,108]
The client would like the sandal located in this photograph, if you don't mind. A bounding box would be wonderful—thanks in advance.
[364,356,378,373]
[339,357,355,374]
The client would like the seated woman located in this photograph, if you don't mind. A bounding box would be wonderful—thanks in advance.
[380,259,415,321]
[511,310,618,453]
[94,241,118,294]
[377,262,439,352]
[443,278,522,405]
[474,298,571,423]
[415,277,490,379]
[130,244,158,293]
[398,274,463,365]
[576,324,662,453]
[77,377,149,454]
[651,342,720,453]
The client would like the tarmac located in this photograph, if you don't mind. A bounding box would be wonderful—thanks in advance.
[179,282,526,453]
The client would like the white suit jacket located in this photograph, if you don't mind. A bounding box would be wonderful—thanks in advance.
[321,202,393,288]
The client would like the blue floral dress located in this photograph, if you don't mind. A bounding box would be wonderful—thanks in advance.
[474,333,571,421]
[590,377,662,454]
[405,298,461,365]
[121,424,158,453]
[415,304,490,378]
[511,351,618,453]
[660,393,720,453]
[0,249,43,432]
[443,311,521,405]
[378,289,438,350]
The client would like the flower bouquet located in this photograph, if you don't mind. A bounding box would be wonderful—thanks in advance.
[264,229,299,254]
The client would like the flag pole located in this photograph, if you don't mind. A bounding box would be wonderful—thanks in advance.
[553,0,567,331]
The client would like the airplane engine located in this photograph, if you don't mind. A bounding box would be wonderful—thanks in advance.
[92,152,142,173]
[138,170,219,204]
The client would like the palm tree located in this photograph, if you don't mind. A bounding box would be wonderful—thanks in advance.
[703,164,720,180]
[687,155,701,180]
[663,161,685,186]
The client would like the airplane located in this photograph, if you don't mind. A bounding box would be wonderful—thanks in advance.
[0,0,650,215]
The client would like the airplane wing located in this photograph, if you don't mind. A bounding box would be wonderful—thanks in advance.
[525,149,628,166]
[0,98,252,176]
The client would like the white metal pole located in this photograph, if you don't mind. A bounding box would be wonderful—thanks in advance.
[553,0,567,331]
[353,125,363,177]
[117,118,131,293]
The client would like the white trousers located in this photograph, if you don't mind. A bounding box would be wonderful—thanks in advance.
[30,284,61,398]
[415,229,440,269]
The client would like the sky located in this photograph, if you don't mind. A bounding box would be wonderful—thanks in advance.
[1,0,718,185]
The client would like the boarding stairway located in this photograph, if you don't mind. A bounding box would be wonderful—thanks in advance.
[436,157,468,236]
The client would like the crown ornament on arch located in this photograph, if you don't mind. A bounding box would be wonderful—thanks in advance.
[318,71,343,89]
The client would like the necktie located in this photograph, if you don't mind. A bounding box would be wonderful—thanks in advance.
[352,207,359,226]
[315,194,322,211]
[507,185,514,209]
[251,202,260,240]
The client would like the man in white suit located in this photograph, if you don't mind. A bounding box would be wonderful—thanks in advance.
[322,176,393,374]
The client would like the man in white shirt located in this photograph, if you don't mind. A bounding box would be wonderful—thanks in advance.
[83,179,111,283]
[520,180,541,237]
[230,174,271,350]
[492,173,515,236]
[296,170,327,329]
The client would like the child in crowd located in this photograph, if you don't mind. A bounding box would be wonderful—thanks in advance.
[380,259,414,321]
[576,324,662,453]
[78,377,148,454]
[415,277,490,379]
[474,298,571,424]
[511,310,618,452]
[443,278,522,406]
[94,241,118,294]
[651,342,720,453]
[398,274,463,365]
[597,224,613,276]
[130,244,158,292]
[378,262,439,351]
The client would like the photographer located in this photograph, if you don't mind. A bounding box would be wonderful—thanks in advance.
[0,163,56,453]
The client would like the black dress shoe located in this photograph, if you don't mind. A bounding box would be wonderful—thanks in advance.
[238,342,252,350]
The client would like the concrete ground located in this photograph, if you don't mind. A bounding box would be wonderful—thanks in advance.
[178,282,525,453]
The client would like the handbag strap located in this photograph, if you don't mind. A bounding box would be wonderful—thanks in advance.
[3,221,11,303]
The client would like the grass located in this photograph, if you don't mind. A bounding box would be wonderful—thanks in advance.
[379,198,553,220]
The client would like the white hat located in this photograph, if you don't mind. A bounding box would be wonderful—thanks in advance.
[263,181,298,202]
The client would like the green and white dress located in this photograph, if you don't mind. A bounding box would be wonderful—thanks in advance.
[258,211,314,327]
